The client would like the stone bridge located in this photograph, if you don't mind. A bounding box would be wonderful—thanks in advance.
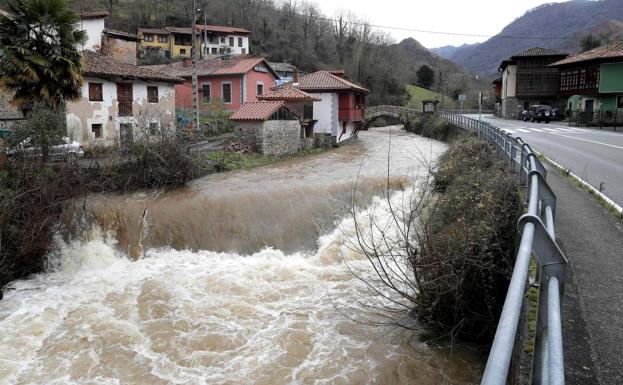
[363,105,422,128]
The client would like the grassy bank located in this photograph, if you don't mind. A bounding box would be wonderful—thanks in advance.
[406,84,457,110]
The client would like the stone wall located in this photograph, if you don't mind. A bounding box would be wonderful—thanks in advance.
[101,36,137,65]
[234,121,259,147]
[257,120,300,156]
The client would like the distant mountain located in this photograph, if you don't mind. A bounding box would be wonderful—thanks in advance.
[449,0,623,74]
[431,43,480,61]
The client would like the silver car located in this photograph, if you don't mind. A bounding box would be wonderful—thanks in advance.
[7,136,84,162]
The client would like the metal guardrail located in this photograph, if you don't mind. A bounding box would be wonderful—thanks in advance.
[438,112,568,385]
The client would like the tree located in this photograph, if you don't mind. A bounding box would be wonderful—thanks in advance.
[416,65,435,90]
[0,0,86,110]
[580,33,608,52]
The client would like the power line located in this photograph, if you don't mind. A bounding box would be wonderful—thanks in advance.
[259,5,579,42]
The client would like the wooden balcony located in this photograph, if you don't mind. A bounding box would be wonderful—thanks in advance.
[118,101,133,117]
[338,107,364,121]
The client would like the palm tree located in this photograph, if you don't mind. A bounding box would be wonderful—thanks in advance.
[0,0,86,111]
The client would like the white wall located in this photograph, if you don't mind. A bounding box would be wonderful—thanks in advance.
[501,64,517,118]
[81,18,106,51]
[66,77,176,147]
[202,35,249,55]
[312,92,338,136]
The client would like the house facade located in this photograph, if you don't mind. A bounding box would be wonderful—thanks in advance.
[269,62,298,85]
[499,47,568,118]
[137,25,250,60]
[296,70,368,144]
[145,57,279,112]
[66,13,183,149]
[550,42,623,114]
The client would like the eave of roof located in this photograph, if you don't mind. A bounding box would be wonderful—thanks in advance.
[230,101,301,121]
[297,70,369,94]
[79,11,109,19]
[103,29,140,41]
[550,42,623,67]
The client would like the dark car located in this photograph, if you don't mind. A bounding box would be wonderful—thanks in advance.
[523,105,553,123]
[551,108,566,121]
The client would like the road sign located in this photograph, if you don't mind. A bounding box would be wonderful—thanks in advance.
[458,94,466,102]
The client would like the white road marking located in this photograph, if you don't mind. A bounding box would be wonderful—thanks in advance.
[548,133,623,151]
[516,128,530,133]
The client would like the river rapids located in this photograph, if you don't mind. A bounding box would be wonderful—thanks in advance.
[0,127,483,384]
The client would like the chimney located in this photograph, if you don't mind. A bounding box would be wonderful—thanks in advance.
[328,69,345,78]
[183,58,191,67]
[293,70,299,83]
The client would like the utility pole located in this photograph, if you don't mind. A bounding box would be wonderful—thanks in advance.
[191,0,200,133]
[203,9,207,59]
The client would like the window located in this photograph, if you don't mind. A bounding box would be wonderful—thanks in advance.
[208,36,217,44]
[147,86,158,103]
[180,48,186,55]
[149,122,158,136]
[91,123,102,138]
[89,82,103,101]
[220,37,226,44]
[157,35,167,43]
[229,37,234,47]
[144,34,154,42]
[202,83,211,103]
[256,82,263,96]
[241,48,246,55]
[238,37,243,47]
[618,96,623,109]
[211,47,217,54]
[222,82,232,103]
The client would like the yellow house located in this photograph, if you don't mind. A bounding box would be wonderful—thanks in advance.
[138,27,200,59]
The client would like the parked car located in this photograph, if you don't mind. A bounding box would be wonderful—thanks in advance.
[6,136,84,162]
[522,105,553,123]
[551,108,566,121]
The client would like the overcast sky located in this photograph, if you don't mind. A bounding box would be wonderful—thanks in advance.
[306,0,571,48]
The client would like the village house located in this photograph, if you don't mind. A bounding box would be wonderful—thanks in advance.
[549,42,623,119]
[66,12,183,149]
[145,57,279,112]
[137,25,250,60]
[498,47,568,118]
[269,62,298,85]
[230,101,302,155]
[295,70,368,145]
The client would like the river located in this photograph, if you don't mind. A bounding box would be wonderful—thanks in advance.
[0,126,484,385]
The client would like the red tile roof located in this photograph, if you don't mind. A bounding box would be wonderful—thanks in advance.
[197,24,251,35]
[258,84,320,102]
[144,57,279,79]
[230,101,300,121]
[511,47,568,58]
[297,70,368,93]
[550,42,623,66]
[83,51,184,83]
[137,28,169,34]
[103,29,140,41]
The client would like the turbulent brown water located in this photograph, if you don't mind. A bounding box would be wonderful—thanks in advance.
[0,127,484,385]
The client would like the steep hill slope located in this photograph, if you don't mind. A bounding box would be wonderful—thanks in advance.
[449,0,623,74]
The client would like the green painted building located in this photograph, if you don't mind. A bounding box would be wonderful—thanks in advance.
[550,42,623,113]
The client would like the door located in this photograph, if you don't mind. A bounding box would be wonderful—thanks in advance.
[117,83,133,116]
[585,100,594,113]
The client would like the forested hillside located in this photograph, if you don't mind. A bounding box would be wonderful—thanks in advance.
[446,0,623,74]
[56,0,488,106]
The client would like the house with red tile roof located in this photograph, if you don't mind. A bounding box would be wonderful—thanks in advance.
[144,57,279,112]
[295,70,368,144]
[65,12,184,149]
[230,101,302,155]
[550,42,623,115]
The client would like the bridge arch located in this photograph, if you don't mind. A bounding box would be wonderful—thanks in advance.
[363,105,422,129]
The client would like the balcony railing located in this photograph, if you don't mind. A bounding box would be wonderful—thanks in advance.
[118,101,133,117]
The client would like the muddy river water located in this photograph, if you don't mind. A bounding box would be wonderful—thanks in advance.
[0,127,484,384]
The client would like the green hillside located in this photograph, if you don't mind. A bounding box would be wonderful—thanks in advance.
[406,85,457,110]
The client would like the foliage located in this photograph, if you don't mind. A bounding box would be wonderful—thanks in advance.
[0,0,86,109]
[415,65,435,90]
[9,103,66,161]
[404,114,461,142]
[199,147,325,173]
[579,34,608,52]
[406,84,456,110]
[350,137,522,344]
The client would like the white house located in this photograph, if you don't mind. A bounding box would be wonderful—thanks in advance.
[66,12,183,148]
[199,25,251,57]
[295,71,368,145]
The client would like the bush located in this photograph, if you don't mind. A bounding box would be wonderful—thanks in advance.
[405,115,462,142]
[415,138,521,342]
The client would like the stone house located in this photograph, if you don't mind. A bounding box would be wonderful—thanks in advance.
[258,84,319,148]
[230,101,301,156]
[66,12,183,149]
[498,47,568,118]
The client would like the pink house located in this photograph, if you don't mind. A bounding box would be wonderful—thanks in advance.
[144,57,279,112]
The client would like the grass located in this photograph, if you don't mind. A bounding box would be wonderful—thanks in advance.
[198,147,327,172]
[406,84,457,110]
[524,258,539,354]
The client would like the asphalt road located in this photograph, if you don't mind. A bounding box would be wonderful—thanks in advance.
[466,114,623,207]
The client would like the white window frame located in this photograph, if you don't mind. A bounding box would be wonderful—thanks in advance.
[256,81,264,96]
[221,81,232,104]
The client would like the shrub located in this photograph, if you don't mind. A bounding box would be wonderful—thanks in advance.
[405,114,462,142]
